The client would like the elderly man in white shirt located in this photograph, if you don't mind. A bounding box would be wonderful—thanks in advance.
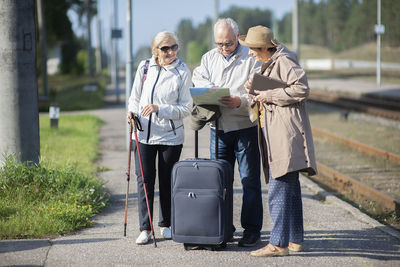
[192,18,263,247]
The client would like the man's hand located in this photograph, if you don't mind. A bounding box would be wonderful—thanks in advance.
[141,104,159,117]
[219,96,241,109]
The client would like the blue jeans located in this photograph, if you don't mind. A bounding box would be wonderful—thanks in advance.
[210,126,263,235]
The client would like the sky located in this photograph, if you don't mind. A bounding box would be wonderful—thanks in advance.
[69,0,294,59]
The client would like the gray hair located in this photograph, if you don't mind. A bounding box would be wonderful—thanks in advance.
[214,18,239,36]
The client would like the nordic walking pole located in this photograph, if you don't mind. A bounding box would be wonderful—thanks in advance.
[124,118,134,237]
[132,115,157,247]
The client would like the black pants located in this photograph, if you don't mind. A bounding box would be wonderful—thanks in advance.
[134,142,182,231]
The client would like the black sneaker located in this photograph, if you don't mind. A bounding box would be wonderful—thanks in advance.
[238,233,260,247]
[229,225,236,242]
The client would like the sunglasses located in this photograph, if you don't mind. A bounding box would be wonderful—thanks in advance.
[215,42,234,48]
[159,44,178,52]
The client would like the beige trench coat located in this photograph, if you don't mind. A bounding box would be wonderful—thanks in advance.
[254,44,317,182]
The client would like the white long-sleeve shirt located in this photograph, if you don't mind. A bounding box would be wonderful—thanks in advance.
[192,44,261,133]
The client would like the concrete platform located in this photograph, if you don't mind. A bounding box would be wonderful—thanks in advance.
[309,79,400,101]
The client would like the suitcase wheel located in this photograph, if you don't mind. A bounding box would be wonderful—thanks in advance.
[183,243,226,251]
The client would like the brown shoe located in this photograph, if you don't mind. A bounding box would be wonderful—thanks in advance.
[250,244,289,257]
[288,242,302,252]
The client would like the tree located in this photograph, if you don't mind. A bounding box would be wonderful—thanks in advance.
[187,41,208,66]
[176,19,195,62]
[383,0,400,46]
[134,46,152,69]
[325,0,351,51]
[278,12,292,44]
[39,0,85,74]
[221,6,273,34]
[70,0,97,77]
[299,0,316,45]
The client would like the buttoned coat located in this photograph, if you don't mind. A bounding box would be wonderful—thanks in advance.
[255,44,317,181]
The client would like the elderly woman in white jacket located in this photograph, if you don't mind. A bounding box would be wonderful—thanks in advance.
[127,31,192,245]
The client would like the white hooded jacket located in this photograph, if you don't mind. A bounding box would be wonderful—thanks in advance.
[128,57,192,145]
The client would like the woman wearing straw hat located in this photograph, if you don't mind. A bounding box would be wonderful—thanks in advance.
[239,25,317,257]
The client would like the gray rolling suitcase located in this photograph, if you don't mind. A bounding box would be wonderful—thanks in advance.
[171,124,234,250]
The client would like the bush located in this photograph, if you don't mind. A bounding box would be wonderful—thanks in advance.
[0,156,108,239]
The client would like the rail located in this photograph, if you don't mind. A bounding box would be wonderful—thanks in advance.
[309,91,400,121]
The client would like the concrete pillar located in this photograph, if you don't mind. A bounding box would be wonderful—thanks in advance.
[0,0,40,164]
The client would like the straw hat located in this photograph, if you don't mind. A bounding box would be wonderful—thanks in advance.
[239,25,279,48]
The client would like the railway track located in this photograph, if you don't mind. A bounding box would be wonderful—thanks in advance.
[311,127,400,217]
[309,91,400,121]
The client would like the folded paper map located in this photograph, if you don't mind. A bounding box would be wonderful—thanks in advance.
[190,87,230,106]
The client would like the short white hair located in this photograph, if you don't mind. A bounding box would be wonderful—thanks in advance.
[214,18,239,36]
[151,31,179,59]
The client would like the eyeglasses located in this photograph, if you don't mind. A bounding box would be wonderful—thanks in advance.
[159,44,178,52]
[215,42,234,48]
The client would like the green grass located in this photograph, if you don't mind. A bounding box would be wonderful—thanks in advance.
[38,74,109,112]
[0,114,107,239]
[40,115,104,175]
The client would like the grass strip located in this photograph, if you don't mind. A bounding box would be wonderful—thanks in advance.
[0,114,108,239]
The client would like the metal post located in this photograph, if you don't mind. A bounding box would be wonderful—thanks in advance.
[37,0,48,99]
[0,0,40,165]
[272,12,279,40]
[126,0,133,150]
[211,0,219,48]
[214,0,219,23]
[110,15,115,90]
[86,0,94,78]
[377,0,381,87]
[49,103,60,128]
[96,16,102,74]
[292,0,299,59]
[114,0,120,103]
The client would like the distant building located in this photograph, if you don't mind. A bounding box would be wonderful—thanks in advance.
[47,45,61,75]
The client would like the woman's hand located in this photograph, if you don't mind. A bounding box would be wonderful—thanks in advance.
[244,77,253,94]
[127,112,134,122]
[253,90,269,104]
[141,104,159,117]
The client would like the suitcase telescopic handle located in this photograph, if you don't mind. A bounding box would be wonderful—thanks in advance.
[195,130,198,158]
[215,120,219,159]
[194,120,219,159]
